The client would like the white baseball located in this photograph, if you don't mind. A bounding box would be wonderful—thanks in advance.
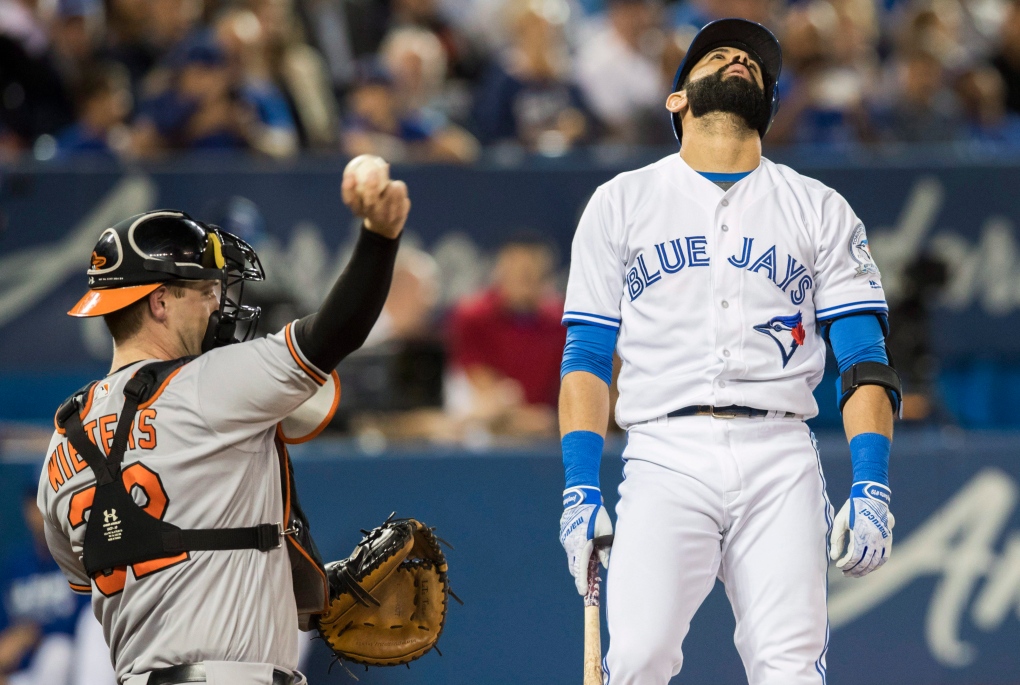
[344,154,390,193]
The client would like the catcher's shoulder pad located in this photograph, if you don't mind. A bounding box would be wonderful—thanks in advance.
[318,517,452,667]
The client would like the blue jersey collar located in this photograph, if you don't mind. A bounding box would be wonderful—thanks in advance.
[698,170,753,182]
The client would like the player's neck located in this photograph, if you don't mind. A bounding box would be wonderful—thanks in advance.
[679,114,761,174]
[109,332,189,375]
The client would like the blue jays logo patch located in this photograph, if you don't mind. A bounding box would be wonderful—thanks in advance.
[849,223,878,277]
[754,311,806,368]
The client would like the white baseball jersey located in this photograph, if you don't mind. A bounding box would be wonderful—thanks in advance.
[563,154,886,427]
[36,323,337,683]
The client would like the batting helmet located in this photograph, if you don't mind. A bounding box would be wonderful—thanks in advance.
[670,18,783,144]
[68,210,265,350]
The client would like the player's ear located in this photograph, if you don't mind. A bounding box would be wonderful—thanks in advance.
[665,91,686,114]
[148,285,170,323]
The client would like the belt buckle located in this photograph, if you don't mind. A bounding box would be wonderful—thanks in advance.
[710,406,738,419]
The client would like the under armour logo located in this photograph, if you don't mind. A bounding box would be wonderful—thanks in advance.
[103,509,118,524]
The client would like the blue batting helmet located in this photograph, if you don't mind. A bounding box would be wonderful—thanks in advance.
[670,18,783,144]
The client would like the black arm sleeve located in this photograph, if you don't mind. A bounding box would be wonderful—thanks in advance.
[293,226,400,371]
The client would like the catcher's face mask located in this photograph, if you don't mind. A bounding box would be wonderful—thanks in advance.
[198,226,264,351]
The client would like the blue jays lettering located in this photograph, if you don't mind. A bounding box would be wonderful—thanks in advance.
[626,235,814,305]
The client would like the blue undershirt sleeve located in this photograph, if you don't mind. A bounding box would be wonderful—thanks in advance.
[560,322,617,386]
[827,313,893,487]
[827,313,888,373]
[828,312,890,408]
[560,322,616,490]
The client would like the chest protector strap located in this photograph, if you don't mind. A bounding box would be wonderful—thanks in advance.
[56,360,286,577]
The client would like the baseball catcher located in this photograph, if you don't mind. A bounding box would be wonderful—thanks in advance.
[37,165,451,685]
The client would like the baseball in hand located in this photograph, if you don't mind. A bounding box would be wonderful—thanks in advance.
[344,154,390,192]
[341,154,408,239]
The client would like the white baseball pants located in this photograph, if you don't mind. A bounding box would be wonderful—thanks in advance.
[604,416,833,685]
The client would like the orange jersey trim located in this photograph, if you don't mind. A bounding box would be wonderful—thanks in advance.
[280,371,341,445]
[54,382,98,435]
[287,537,330,613]
[275,435,329,612]
[69,581,91,594]
[284,323,326,386]
[133,553,189,578]
[138,366,185,410]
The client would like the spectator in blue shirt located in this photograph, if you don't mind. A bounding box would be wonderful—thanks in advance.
[872,49,963,143]
[767,3,874,147]
[344,59,479,162]
[56,63,132,157]
[957,66,1020,147]
[132,34,254,155]
[215,7,300,157]
[472,0,596,153]
[0,489,89,682]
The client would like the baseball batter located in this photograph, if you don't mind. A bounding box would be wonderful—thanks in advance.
[558,19,901,685]
[37,168,409,685]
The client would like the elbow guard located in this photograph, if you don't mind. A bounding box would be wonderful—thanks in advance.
[839,361,903,416]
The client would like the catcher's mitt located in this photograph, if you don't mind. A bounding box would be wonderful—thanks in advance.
[318,516,454,666]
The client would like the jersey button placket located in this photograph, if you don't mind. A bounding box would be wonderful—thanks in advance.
[715,198,744,401]
[714,199,738,397]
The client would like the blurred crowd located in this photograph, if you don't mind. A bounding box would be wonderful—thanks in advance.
[320,231,573,445]
[3,0,1020,162]
[0,489,114,685]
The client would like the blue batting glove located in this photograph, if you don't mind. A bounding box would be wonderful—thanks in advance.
[830,481,895,578]
[559,486,614,595]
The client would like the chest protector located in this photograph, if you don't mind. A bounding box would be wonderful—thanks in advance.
[56,359,329,628]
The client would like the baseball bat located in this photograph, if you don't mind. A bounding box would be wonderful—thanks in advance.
[583,537,612,685]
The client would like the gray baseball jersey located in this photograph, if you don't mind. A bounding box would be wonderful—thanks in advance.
[37,323,331,682]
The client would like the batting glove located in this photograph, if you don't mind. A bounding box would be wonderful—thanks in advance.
[830,481,895,578]
[559,486,613,595]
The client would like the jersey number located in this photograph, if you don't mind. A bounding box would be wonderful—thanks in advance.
[68,463,188,597]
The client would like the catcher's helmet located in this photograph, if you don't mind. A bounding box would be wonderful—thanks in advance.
[670,18,783,144]
[69,210,265,350]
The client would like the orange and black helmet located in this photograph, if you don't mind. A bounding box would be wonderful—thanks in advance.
[69,210,265,349]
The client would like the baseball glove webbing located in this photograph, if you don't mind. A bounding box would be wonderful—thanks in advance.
[317,515,458,668]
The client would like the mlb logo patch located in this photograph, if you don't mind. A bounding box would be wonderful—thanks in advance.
[95,382,111,400]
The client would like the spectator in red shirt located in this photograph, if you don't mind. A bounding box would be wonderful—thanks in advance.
[447,235,565,438]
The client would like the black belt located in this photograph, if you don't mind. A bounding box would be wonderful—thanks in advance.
[667,405,801,419]
[146,664,297,685]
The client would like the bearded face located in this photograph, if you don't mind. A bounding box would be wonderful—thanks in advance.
[684,57,772,134]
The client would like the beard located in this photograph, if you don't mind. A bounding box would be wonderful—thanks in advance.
[685,67,771,134]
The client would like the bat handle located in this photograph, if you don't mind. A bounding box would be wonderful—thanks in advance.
[583,552,603,685]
